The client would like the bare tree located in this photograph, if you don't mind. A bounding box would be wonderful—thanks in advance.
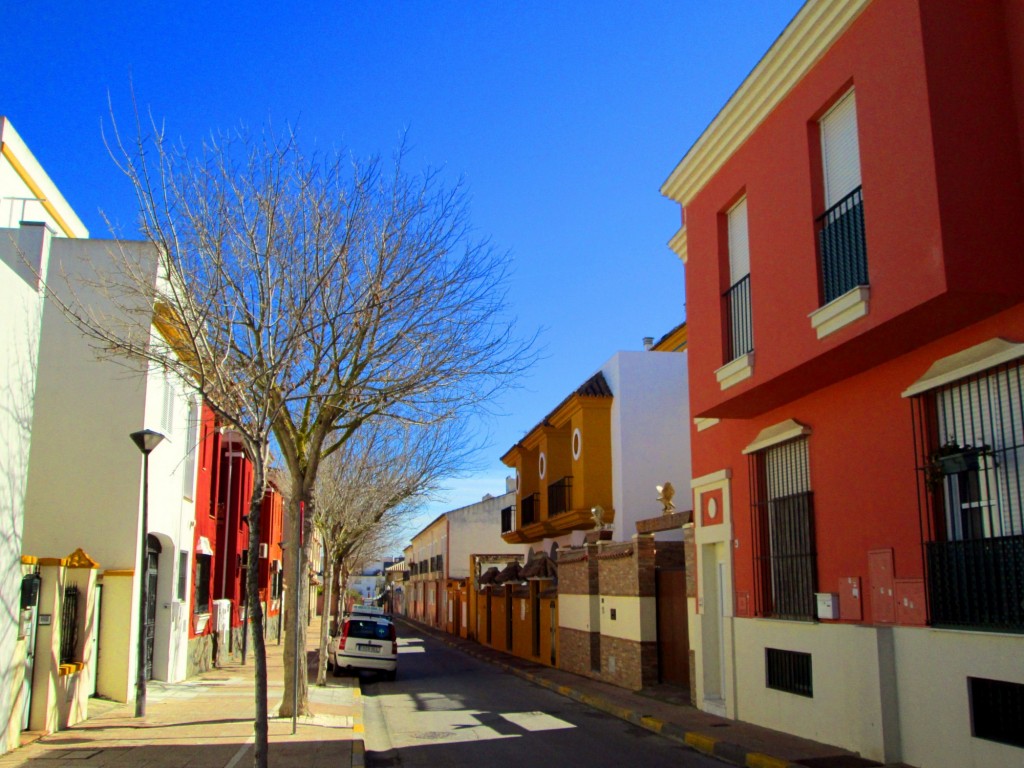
[311,417,465,684]
[53,105,533,766]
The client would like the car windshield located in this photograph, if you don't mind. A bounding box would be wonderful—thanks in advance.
[347,619,391,640]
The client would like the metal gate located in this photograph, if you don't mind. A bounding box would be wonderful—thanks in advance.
[145,535,161,680]
[655,567,690,689]
[20,573,41,730]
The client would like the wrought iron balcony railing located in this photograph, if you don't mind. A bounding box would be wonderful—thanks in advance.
[723,274,753,361]
[817,185,867,303]
[548,476,573,517]
[926,535,1024,632]
[520,493,539,526]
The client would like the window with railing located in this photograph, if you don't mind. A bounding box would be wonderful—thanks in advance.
[724,196,753,362]
[500,504,516,534]
[521,492,539,526]
[969,677,1024,748]
[750,438,817,620]
[724,274,753,360]
[195,554,211,613]
[817,90,866,305]
[765,648,813,697]
[817,186,867,303]
[548,476,573,517]
[911,360,1024,632]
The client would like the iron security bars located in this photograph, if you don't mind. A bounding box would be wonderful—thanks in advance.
[521,493,539,526]
[724,274,753,362]
[817,186,867,304]
[765,648,813,697]
[750,439,817,620]
[500,504,516,535]
[548,476,573,517]
[911,360,1024,632]
[60,585,80,664]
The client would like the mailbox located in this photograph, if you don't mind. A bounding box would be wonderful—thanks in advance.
[815,592,839,620]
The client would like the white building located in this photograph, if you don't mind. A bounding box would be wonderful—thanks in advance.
[0,117,89,751]
[1,118,200,735]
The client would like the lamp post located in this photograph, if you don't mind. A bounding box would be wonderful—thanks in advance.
[130,428,165,718]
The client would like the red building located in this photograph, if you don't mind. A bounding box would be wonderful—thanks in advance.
[187,404,284,672]
[661,1,1024,765]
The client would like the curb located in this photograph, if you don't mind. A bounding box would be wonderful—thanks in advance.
[351,686,365,768]
[401,619,803,768]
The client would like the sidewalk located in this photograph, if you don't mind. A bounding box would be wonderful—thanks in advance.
[402,617,906,768]
[0,616,360,768]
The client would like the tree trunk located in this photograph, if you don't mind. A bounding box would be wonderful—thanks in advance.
[279,493,311,717]
[246,453,270,768]
[316,550,336,686]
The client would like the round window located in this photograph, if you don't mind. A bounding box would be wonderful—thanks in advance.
[572,428,582,460]
[539,452,547,479]
[707,497,719,519]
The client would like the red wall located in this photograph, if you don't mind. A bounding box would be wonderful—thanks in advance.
[189,404,221,639]
[684,0,1024,422]
[681,0,1024,626]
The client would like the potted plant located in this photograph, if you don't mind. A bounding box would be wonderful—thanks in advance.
[926,439,992,488]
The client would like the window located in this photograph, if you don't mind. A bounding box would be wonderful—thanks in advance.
[817,90,867,304]
[750,438,817,620]
[194,554,212,614]
[271,565,283,600]
[177,551,188,601]
[724,197,753,361]
[911,359,1024,631]
[183,399,199,499]
[969,677,1024,748]
[766,648,813,697]
[161,373,175,435]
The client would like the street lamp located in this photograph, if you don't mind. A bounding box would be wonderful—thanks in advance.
[130,428,165,718]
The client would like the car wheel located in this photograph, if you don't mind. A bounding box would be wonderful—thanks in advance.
[384,670,396,682]
[332,658,343,677]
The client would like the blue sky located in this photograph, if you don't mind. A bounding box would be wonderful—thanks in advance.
[3,1,804,538]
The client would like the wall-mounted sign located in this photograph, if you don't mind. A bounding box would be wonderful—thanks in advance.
[38,614,52,626]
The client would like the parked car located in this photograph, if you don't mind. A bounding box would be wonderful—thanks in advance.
[329,616,398,680]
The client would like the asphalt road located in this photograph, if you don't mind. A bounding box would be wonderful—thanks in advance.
[358,624,722,768]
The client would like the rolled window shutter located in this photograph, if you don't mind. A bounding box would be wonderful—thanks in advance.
[821,91,861,208]
[728,197,750,285]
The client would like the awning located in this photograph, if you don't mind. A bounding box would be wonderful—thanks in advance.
[196,536,214,556]
[902,338,1024,398]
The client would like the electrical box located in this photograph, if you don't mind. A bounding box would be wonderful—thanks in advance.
[815,592,839,620]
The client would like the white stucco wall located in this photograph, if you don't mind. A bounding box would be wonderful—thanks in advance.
[0,224,49,751]
[446,491,517,578]
[602,350,691,541]
[893,628,1024,768]
[23,237,198,694]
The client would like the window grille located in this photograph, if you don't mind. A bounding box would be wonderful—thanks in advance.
[750,438,817,620]
[194,554,211,614]
[183,400,199,499]
[969,677,1024,748]
[177,551,188,601]
[60,586,79,664]
[911,361,1024,631]
[766,648,813,697]
[501,504,516,534]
